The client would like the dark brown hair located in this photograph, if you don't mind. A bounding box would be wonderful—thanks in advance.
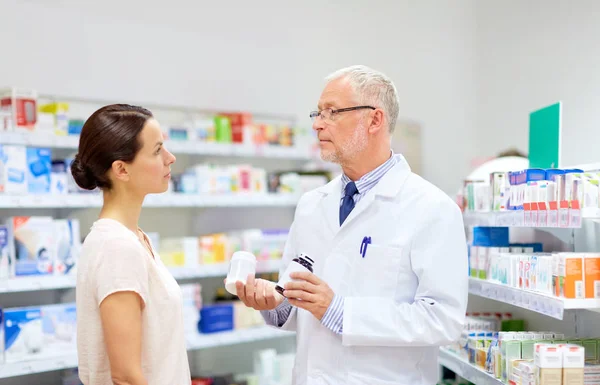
[71,104,153,190]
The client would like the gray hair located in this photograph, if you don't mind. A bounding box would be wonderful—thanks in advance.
[325,65,400,133]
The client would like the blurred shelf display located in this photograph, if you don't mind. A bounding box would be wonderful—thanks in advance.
[469,278,600,320]
[438,348,504,385]
[0,193,301,209]
[0,327,293,379]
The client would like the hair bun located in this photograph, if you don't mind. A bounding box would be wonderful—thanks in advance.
[70,154,98,190]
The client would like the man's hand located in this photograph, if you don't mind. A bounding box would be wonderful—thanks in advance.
[236,274,285,311]
[283,271,334,320]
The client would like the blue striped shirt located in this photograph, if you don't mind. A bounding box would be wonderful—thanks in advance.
[262,152,400,334]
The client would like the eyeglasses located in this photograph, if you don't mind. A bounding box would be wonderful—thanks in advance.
[309,106,376,123]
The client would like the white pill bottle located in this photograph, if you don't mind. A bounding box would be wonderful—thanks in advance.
[225,251,257,295]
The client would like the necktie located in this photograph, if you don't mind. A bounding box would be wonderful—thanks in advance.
[339,181,358,225]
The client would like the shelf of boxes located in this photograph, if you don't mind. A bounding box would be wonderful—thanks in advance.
[0,132,311,160]
[469,278,600,320]
[438,348,504,385]
[0,326,294,379]
[0,260,282,294]
[463,207,600,228]
[0,193,302,209]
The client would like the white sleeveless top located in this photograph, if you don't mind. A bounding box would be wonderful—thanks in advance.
[76,218,191,385]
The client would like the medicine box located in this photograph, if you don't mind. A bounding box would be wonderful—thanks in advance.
[40,303,77,357]
[9,216,56,276]
[0,225,10,280]
[54,219,80,275]
[199,304,234,334]
[556,253,585,299]
[4,306,43,362]
[0,144,27,194]
[26,147,52,194]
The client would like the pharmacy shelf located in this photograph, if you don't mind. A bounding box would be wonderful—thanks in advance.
[0,326,293,379]
[463,208,600,228]
[169,260,281,280]
[0,275,76,293]
[438,348,503,385]
[469,278,600,320]
[0,132,311,160]
[463,211,576,228]
[0,355,79,379]
[186,326,294,350]
[0,261,281,294]
[0,193,301,209]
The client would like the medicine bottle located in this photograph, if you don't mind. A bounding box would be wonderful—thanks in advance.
[275,254,314,296]
[225,251,257,296]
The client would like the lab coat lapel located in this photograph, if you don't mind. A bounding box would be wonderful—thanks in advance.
[316,176,343,236]
[338,157,412,230]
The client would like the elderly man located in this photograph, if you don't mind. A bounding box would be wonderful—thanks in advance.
[236,65,468,385]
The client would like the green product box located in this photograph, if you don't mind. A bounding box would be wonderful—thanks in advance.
[214,116,232,143]
[501,319,526,332]
[521,340,542,360]
[504,340,522,382]
[583,339,598,363]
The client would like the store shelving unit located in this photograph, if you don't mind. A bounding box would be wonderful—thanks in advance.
[468,277,600,320]
[0,260,282,294]
[0,193,301,209]
[438,348,503,385]
[0,326,294,379]
[462,208,600,228]
[0,95,312,383]
[0,131,312,160]
[439,209,600,384]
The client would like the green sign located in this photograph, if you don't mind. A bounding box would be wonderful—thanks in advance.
[529,102,561,168]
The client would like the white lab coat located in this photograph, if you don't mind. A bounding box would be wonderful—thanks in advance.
[276,156,469,385]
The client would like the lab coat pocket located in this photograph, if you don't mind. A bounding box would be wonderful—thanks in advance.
[350,245,403,296]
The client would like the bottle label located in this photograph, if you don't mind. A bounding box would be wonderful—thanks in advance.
[277,260,310,290]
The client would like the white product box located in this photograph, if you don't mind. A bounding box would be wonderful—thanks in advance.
[180,283,201,338]
[9,216,56,276]
[0,144,27,194]
[0,225,10,280]
[54,219,80,275]
[159,237,199,269]
[562,345,585,385]
[40,303,77,357]
[535,343,563,385]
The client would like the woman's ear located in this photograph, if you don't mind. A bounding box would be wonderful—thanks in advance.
[111,160,130,183]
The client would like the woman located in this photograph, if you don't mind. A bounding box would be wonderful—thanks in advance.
[73,104,190,385]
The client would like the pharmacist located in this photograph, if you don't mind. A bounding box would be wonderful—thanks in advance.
[236,65,468,385]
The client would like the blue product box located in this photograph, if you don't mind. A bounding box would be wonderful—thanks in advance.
[26,148,52,194]
[51,160,69,194]
[199,304,234,334]
[472,227,509,247]
[0,308,4,364]
[68,119,84,135]
[4,307,43,363]
[169,127,188,141]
